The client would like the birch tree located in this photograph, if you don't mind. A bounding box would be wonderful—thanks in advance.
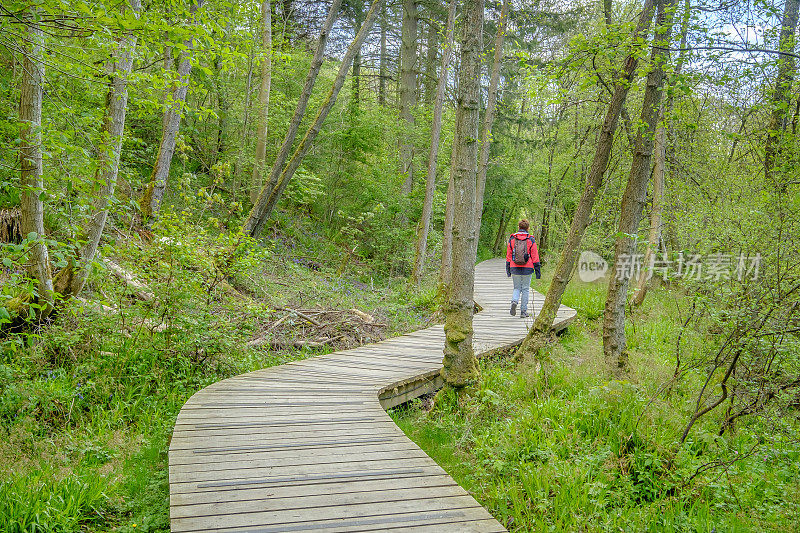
[516,0,657,359]
[140,0,204,221]
[603,0,678,375]
[244,0,383,237]
[244,0,344,237]
[411,0,457,285]
[250,0,272,204]
[55,0,142,298]
[17,13,53,317]
[399,0,418,195]
[442,0,483,388]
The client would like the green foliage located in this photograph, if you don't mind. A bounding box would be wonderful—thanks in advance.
[393,280,800,532]
[0,469,112,533]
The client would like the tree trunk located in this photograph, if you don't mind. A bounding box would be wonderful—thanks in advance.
[439,168,455,292]
[399,0,418,195]
[215,32,230,165]
[351,3,365,110]
[251,0,273,204]
[244,0,344,237]
[603,0,613,26]
[379,2,387,106]
[631,113,666,306]
[492,207,508,255]
[140,1,203,221]
[234,35,255,193]
[442,0,483,388]
[764,0,800,188]
[603,0,677,376]
[516,0,657,358]
[410,0,457,285]
[245,0,382,237]
[474,0,510,229]
[424,17,438,105]
[633,0,691,308]
[55,0,142,298]
[539,177,553,254]
[18,14,53,316]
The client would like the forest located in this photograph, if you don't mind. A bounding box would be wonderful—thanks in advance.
[1,0,799,530]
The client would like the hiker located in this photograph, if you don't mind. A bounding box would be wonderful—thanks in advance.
[506,219,541,318]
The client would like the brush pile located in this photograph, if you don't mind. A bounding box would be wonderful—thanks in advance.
[247,307,388,350]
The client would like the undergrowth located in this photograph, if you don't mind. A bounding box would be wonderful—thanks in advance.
[1,214,438,532]
[392,277,800,532]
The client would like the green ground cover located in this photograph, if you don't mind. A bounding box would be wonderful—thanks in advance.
[393,276,800,532]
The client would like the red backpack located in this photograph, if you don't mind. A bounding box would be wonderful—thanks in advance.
[511,236,530,265]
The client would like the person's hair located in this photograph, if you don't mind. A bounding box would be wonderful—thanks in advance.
[518,219,530,231]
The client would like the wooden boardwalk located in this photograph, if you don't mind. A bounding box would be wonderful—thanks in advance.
[169,258,577,532]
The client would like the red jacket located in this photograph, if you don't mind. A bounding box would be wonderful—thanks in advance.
[506,231,541,277]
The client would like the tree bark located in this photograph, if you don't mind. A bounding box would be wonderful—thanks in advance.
[442,0,483,388]
[140,0,203,221]
[423,16,438,105]
[244,0,343,237]
[474,0,510,229]
[379,2,388,106]
[492,206,508,255]
[516,0,657,358]
[399,0,418,195]
[251,0,273,204]
[603,0,613,26]
[55,0,142,298]
[439,168,455,292]
[603,0,677,375]
[350,2,365,110]
[18,14,53,315]
[410,0,457,285]
[633,0,691,307]
[245,0,382,237]
[764,0,800,188]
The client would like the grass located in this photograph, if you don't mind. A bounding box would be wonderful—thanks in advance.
[392,275,800,532]
[1,216,438,532]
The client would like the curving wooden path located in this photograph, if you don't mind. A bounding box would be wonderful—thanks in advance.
[169,258,577,532]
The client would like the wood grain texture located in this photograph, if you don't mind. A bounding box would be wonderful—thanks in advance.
[169,258,577,531]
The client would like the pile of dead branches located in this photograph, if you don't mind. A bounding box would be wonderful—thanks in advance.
[247,307,388,350]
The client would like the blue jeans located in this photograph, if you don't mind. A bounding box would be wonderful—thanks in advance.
[512,273,533,313]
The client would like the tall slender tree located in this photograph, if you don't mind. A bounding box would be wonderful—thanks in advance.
[634,0,691,307]
[516,0,657,359]
[378,2,388,106]
[475,0,510,228]
[399,0,418,195]
[411,0,457,285]
[251,0,273,204]
[245,0,344,237]
[244,0,384,237]
[18,12,53,317]
[442,0,483,388]
[603,0,678,375]
[140,0,204,221]
[764,0,800,188]
[55,0,142,298]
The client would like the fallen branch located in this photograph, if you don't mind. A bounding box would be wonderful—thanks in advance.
[278,307,322,327]
[104,258,155,301]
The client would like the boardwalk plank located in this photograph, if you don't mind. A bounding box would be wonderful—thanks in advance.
[169,258,576,532]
